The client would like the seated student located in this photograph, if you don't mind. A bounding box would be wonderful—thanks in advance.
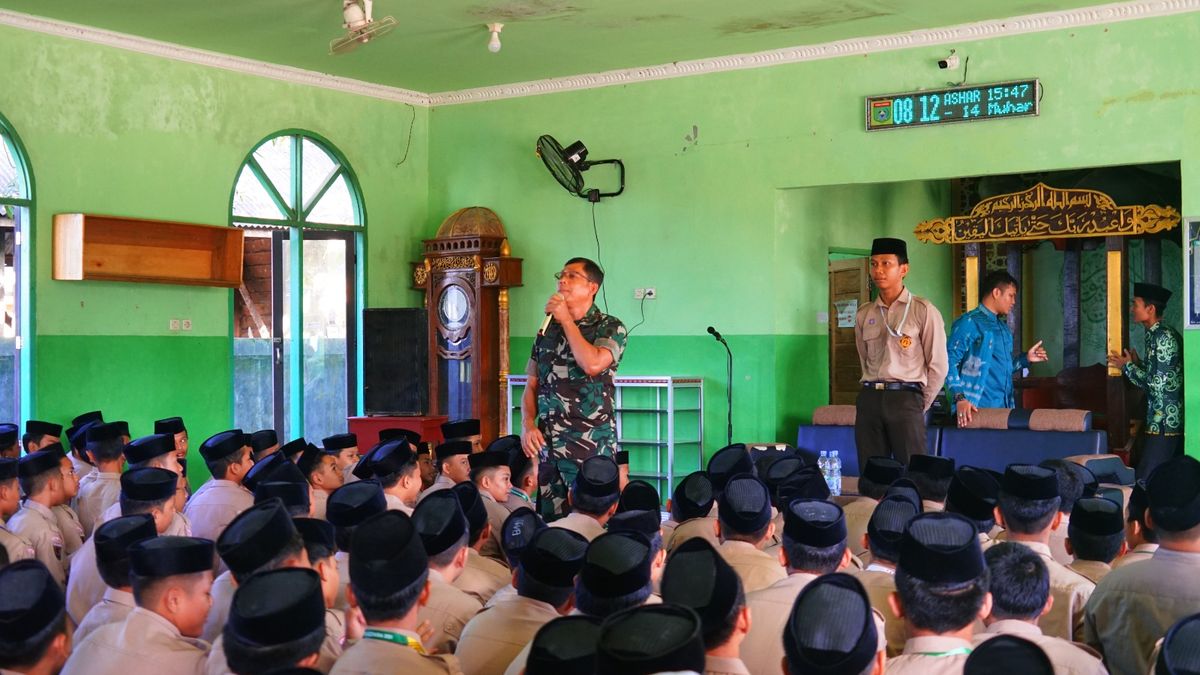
[472,436,518,562]
[298,442,342,520]
[1154,613,1200,674]
[1065,497,1126,584]
[574,531,656,619]
[217,568,326,675]
[0,457,33,564]
[333,510,461,674]
[0,560,72,675]
[763,467,832,560]
[50,449,84,568]
[75,422,126,537]
[411,490,483,653]
[0,423,20,460]
[457,527,588,675]
[62,536,217,675]
[151,417,187,459]
[9,448,69,586]
[784,573,885,675]
[256,480,312,518]
[441,418,482,453]
[966,635,1055,675]
[946,466,1001,550]
[885,512,992,674]
[503,439,537,513]
[484,507,547,609]
[184,430,255,543]
[594,604,706,674]
[323,433,362,487]
[64,420,98,485]
[976,542,1106,675]
[715,474,784,593]
[451,482,510,604]
[607,508,667,592]
[995,464,1093,641]
[67,467,179,624]
[248,429,279,462]
[1083,455,1200,675]
[241,452,288,497]
[74,514,157,644]
[1040,459,1088,565]
[661,538,751,675]
[522,616,602,675]
[907,455,955,512]
[845,457,905,558]
[279,437,309,464]
[21,421,60,456]
[326,481,387,612]
[1113,480,1158,569]
[201,499,308,644]
[852,495,919,657]
[664,471,718,554]
[294,517,358,672]
[741,499,851,675]
[549,455,620,542]
[760,456,803,532]
[359,439,422,515]
[418,441,472,502]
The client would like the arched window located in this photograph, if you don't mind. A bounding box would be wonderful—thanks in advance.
[230,131,364,442]
[0,114,31,422]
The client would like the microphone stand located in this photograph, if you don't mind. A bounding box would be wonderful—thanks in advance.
[708,327,733,446]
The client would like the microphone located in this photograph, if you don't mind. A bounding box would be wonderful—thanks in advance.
[539,314,553,336]
[707,326,734,446]
[707,326,725,342]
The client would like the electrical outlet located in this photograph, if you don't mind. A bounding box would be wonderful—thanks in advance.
[634,288,645,300]
[644,287,657,299]
[181,319,193,331]
[169,319,181,331]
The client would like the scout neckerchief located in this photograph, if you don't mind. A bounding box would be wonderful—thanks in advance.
[509,487,533,505]
[362,628,428,655]
[914,647,973,657]
[878,289,914,350]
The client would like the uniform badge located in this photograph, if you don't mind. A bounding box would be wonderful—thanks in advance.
[899,334,913,349]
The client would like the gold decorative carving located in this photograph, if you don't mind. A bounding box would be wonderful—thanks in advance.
[435,207,507,239]
[483,261,499,283]
[430,255,477,271]
[915,183,1181,244]
[413,265,428,286]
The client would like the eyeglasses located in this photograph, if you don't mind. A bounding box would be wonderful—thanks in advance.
[554,271,590,282]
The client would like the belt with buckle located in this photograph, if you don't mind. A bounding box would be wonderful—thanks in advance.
[862,381,923,393]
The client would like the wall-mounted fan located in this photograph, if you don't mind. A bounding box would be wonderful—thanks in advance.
[330,0,397,55]
[536,135,626,202]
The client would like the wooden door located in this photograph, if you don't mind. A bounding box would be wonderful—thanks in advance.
[829,258,870,405]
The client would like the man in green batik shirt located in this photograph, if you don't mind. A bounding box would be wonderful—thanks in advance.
[1108,282,1184,478]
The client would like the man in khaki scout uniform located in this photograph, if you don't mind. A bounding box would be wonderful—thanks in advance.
[97,434,191,537]
[0,457,34,564]
[885,512,990,675]
[450,481,510,604]
[1065,497,1126,584]
[976,542,1107,675]
[411,490,483,654]
[569,531,656,621]
[851,495,919,657]
[502,440,537,513]
[469,436,519,563]
[846,457,905,559]
[456,527,587,675]
[907,455,954,512]
[333,510,462,674]
[52,449,84,567]
[1113,480,1158,569]
[206,568,327,675]
[995,464,1094,641]
[326,480,387,613]
[418,440,472,504]
[741,499,852,675]
[854,237,948,469]
[548,455,620,542]
[0,423,19,459]
[74,422,126,537]
[661,538,753,675]
[784,573,885,675]
[483,506,547,610]
[0,560,72,675]
[62,536,216,675]
[185,430,254,543]
[1084,455,1200,675]
[715,474,784,594]
[945,466,1001,553]
[297,440,341,520]
[22,420,61,457]
[9,447,70,586]
[323,433,362,488]
[663,470,717,555]
[74,514,157,645]
[594,605,705,673]
[354,438,421,515]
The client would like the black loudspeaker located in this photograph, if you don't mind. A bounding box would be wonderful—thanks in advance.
[363,308,428,415]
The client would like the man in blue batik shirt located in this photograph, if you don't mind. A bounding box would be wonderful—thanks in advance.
[945,271,1048,426]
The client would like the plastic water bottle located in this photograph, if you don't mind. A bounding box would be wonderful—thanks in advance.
[829,451,843,496]
[818,451,829,483]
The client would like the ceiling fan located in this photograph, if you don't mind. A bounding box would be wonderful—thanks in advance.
[329,0,397,55]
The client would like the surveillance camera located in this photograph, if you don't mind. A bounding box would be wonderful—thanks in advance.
[938,53,960,70]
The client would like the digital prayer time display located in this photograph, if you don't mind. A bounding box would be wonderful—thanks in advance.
[866,79,1040,131]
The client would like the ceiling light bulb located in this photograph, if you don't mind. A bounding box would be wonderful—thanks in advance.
[487,23,503,53]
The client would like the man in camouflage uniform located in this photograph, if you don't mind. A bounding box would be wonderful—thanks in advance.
[520,257,627,517]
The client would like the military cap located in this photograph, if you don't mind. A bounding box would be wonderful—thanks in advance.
[412,490,468,556]
[72,410,104,427]
[868,495,919,550]
[199,429,248,462]
[378,428,420,444]
[326,481,386,528]
[242,451,288,493]
[451,481,488,538]
[947,467,1001,522]
[94,514,157,568]
[0,458,15,482]
[255,481,310,512]
[121,467,177,502]
[130,536,214,577]
[467,448,508,471]
[580,531,652,597]
[908,455,955,480]
[297,442,333,477]
[1069,497,1124,538]
[1157,612,1200,675]
[784,498,847,547]
[1134,282,1172,306]
[279,437,308,462]
[322,433,357,451]
[435,440,472,462]
[573,455,620,499]
[502,506,546,566]
[441,418,480,439]
[123,434,175,465]
[1148,456,1200,532]
[784,573,878,675]
[871,237,907,258]
[718,474,772,534]
[615,450,630,466]
[526,615,603,675]
[899,512,984,584]
[596,604,706,675]
[17,448,62,479]
[153,417,185,435]
[293,517,335,553]
[227,567,325,650]
[217,499,299,575]
[0,560,66,643]
[24,420,61,438]
[964,635,1053,675]
[884,478,924,512]
[707,444,754,493]
[351,510,428,594]
[0,423,17,446]
[608,509,662,541]
[250,429,278,454]
[777,465,831,505]
[862,456,906,487]
[672,471,715,521]
[1002,464,1059,501]
[521,527,589,588]
[618,480,660,513]
[661,538,742,642]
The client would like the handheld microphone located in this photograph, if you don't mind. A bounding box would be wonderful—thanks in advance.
[707,326,724,342]
[539,314,553,336]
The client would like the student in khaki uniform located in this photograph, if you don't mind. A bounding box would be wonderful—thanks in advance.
[762,466,831,561]
[298,441,341,520]
[966,635,1055,674]
[0,560,72,675]
[548,455,620,542]
[908,455,954,513]
[0,423,20,459]
[207,568,327,675]
[845,457,905,559]
[441,419,483,455]
[153,417,189,462]
[96,435,188,537]
[851,495,919,657]
[52,451,84,566]
[21,421,61,457]
[522,616,601,674]
[1083,455,1200,675]
[1113,481,1157,569]
[411,490,483,653]
[323,433,362,487]
[471,436,518,562]
[663,471,717,555]
[0,457,34,564]
[253,467,314,520]
[349,439,417,515]
[607,508,667,592]
[741,499,851,675]
[946,467,1001,552]
[1041,459,1089,566]
[595,604,706,673]
[450,482,510,604]
[75,423,126,537]
[67,467,180,624]
[1065,497,1125,584]
[456,527,587,675]
[334,509,462,674]
[784,573,885,675]
[61,536,216,675]
[714,474,784,594]
[574,531,656,618]
[996,464,1094,641]
[64,419,99,489]
[975,542,1107,675]
[484,507,547,610]
[885,512,992,675]
[248,429,279,463]
[240,451,288,498]
[660,538,752,675]
[419,441,472,503]
[9,447,70,586]
[295,516,359,672]
[327,481,387,612]
[502,440,537,513]
[1155,613,1200,674]
[75,514,158,645]
[185,430,255,543]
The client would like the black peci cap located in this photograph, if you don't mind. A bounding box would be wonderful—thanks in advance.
[1069,497,1125,537]
[250,430,278,453]
[411,490,468,556]
[1001,465,1059,501]
[228,568,325,647]
[0,457,15,482]
[660,538,742,642]
[255,481,310,512]
[672,471,715,521]
[784,573,879,675]
[467,448,509,471]
[322,433,358,451]
[217,499,299,575]
[435,440,472,462]
[123,434,176,465]
[521,527,589,588]
[1147,455,1200,532]
[440,419,480,439]
[153,417,186,435]
[24,420,61,438]
[350,510,428,595]
[279,437,308,462]
[607,509,661,541]
[783,499,847,547]
[242,452,288,494]
[485,434,521,456]
[615,450,630,466]
[1157,612,1200,675]
[862,457,905,487]
[574,455,620,499]
[129,536,214,577]
[72,410,104,427]
[946,467,1001,522]
[451,481,488,536]
[0,560,66,643]
[777,465,832,505]
[909,455,955,480]
[502,507,546,564]
[618,480,660,513]
[526,616,603,675]
[898,512,984,584]
[964,635,1053,675]
[326,481,386,528]
[200,430,247,462]
[580,532,652,597]
[707,444,754,493]
[718,474,772,534]
[17,448,62,480]
[884,478,924,513]
[763,456,806,497]
[596,604,706,675]
[120,467,177,502]
[94,514,157,569]
[0,423,17,446]
[379,428,421,444]
[867,496,919,551]
[871,237,907,258]
[1133,282,1172,306]
[297,443,332,477]
[368,439,417,478]
[293,517,335,553]
[85,422,123,446]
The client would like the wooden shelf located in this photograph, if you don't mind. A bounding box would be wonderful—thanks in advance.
[54,213,244,287]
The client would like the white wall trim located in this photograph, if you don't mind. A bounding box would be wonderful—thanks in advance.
[2,1,1197,108]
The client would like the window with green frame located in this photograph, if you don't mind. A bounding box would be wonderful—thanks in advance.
[0,114,31,423]
[230,131,364,443]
